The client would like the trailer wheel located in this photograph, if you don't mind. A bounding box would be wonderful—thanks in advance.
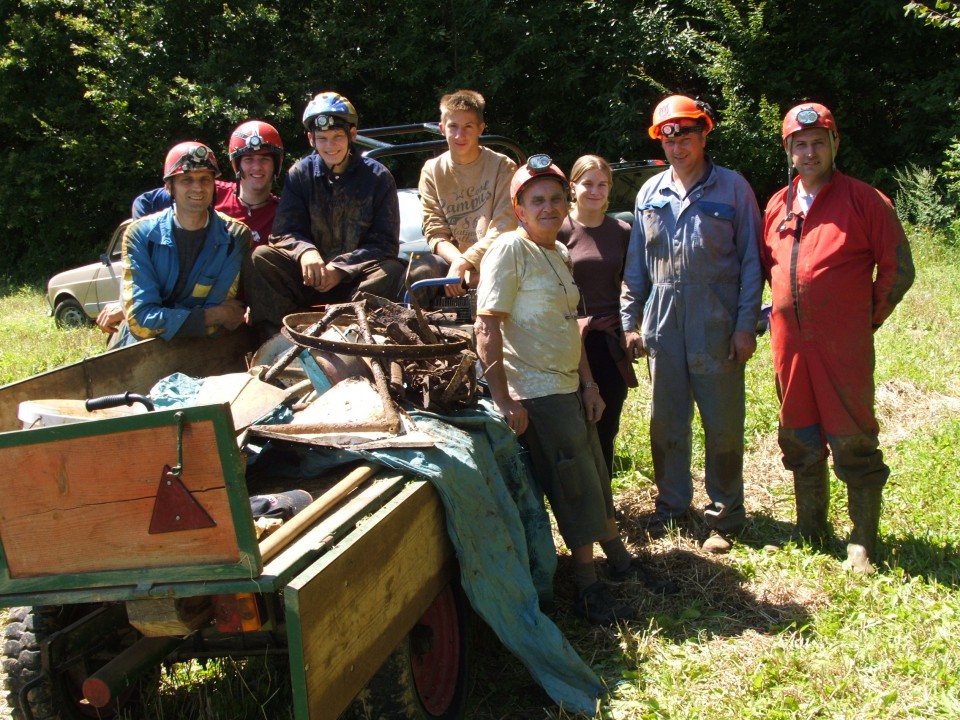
[348,582,472,719]
[2,605,149,720]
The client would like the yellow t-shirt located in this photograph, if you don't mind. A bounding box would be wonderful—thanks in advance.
[477,231,582,400]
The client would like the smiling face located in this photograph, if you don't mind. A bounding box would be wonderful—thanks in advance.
[515,176,568,245]
[168,170,215,215]
[790,127,836,193]
[571,167,611,214]
[660,122,707,179]
[238,153,275,194]
[440,109,485,164]
[309,126,356,171]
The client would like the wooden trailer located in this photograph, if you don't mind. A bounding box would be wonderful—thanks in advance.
[0,330,470,720]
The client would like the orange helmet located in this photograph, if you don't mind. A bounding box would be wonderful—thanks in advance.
[510,154,568,209]
[648,95,714,139]
[781,102,838,147]
[228,120,284,179]
[162,141,221,181]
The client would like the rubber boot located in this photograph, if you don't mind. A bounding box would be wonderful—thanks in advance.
[792,461,830,544]
[842,486,883,574]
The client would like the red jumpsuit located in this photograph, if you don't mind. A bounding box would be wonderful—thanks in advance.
[761,171,914,487]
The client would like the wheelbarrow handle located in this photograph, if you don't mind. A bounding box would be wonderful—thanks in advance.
[85,392,155,413]
[404,277,464,307]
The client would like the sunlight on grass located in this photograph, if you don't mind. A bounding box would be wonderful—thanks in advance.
[2,229,959,720]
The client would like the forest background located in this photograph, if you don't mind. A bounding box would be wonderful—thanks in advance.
[2,0,960,282]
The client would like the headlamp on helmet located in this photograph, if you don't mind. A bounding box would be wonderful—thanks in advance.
[509,154,568,211]
[302,92,359,131]
[163,141,221,181]
[228,120,284,179]
[659,122,703,138]
[311,114,352,133]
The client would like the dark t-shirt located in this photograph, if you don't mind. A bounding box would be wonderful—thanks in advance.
[557,214,631,317]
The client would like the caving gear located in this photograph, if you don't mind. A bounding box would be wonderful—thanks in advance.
[509,154,568,207]
[302,91,358,131]
[228,120,284,179]
[780,102,839,221]
[648,95,714,139]
[162,142,221,181]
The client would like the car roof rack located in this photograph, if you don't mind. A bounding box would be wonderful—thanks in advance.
[356,123,525,163]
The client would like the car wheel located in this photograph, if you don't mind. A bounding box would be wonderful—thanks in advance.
[53,299,91,329]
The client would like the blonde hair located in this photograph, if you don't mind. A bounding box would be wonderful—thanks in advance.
[568,155,613,213]
[439,90,485,123]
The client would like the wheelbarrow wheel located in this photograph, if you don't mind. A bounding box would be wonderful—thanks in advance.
[346,582,473,719]
[2,605,152,720]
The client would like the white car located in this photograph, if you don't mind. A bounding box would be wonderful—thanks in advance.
[46,219,129,328]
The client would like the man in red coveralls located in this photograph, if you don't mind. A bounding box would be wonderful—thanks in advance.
[761,102,915,573]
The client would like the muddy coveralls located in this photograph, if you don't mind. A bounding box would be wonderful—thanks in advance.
[621,160,763,532]
[761,171,914,565]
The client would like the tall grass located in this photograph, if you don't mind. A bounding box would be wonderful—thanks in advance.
[1,229,959,719]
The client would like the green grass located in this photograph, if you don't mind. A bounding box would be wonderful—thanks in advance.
[1,229,959,719]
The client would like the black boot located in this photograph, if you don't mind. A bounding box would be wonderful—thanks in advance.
[793,461,831,544]
[842,486,883,574]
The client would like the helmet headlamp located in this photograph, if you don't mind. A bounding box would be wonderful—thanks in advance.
[659,122,701,138]
[171,145,217,175]
[526,154,553,173]
[796,107,820,126]
[313,114,350,132]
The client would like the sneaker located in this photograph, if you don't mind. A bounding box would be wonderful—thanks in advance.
[702,530,734,554]
[574,582,636,625]
[608,556,679,594]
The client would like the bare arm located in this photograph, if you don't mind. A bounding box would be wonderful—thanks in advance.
[474,313,528,435]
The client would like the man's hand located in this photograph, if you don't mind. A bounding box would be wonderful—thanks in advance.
[624,330,646,360]
[300,250,346,292]
[728,330,757,364]
[96,303,123,334]
[444,256,472,297]
[496,397,529,435]
[581,385,606,423]
[205,298,246,330]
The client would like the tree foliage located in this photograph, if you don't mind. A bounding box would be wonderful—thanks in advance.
[1,0,959,282]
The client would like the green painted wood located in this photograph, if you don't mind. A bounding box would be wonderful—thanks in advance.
[0,403,261,595]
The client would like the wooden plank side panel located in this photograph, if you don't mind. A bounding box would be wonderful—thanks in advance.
[286,481,454,720]
[0,417,242,578]
[0,329,256,432]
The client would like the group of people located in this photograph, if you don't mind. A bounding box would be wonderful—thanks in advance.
[106,87,914,625]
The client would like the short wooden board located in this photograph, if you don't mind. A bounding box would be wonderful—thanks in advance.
[285,480,454,720]
[0,404,261,594]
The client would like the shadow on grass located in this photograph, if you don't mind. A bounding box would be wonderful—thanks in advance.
[884,534,960,587]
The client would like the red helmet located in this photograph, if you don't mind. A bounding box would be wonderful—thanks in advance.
[163,141,221,181]
[781,103,838,147]
[648,95,714,139]
[228,120,284,179]
[510,154,568,208]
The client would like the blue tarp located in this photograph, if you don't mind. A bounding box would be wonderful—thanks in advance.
[255,399,604,715]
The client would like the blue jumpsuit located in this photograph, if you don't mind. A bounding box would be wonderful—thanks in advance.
[621,160,762,531]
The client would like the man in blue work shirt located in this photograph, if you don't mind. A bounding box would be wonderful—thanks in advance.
[621,95,763,554]
[116,141,249,346]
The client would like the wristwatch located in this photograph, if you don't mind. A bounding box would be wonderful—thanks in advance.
[581,381,599,391]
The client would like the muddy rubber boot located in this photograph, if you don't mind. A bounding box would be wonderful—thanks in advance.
[842,486,883,574]
[793,461,831,544]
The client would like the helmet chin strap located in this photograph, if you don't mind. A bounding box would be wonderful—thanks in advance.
[784,136,795,222]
